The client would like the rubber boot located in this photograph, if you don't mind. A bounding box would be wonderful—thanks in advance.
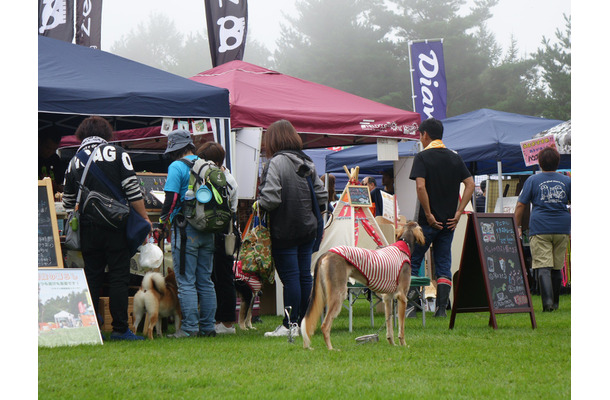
[551,269,562,311]
[434,280,451,317]
[538,268,554,312]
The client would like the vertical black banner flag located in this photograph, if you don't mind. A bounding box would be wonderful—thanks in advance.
[204,0,248,67]
[38,0,75,43]
[76,0,103,49]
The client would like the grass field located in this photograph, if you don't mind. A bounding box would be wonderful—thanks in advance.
[38,295,571,399]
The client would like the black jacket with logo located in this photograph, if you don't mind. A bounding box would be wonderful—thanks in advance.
[62,138,142,224]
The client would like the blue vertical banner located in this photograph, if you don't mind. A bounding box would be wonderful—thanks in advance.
[204,0,248,67]
[409,40,448,120]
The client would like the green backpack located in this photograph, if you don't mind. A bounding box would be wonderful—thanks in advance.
[179,158,232,233]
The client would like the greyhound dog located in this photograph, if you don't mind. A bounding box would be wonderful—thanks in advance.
[301,221,425,350]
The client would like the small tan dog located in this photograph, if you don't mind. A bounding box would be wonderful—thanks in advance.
[133,268,182,340]
[301,221,425,350]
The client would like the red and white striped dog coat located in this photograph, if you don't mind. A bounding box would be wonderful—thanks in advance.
[233,261,263,294]
[329,241,412,293]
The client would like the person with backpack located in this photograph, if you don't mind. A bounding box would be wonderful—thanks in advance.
[159,129,217,338]
[196,142,239,334]
[258,120,328,337]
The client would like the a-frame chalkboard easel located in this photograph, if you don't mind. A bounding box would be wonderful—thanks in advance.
[449,213,536,329]
[38,178,64,268]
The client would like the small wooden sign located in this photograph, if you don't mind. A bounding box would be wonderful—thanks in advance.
[346,185,372,207]
[38,179,63,268]
[450,213,536,329]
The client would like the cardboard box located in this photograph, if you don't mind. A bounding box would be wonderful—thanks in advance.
[98,296,135,333]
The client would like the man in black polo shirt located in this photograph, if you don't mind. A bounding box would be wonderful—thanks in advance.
[408,118,475,317]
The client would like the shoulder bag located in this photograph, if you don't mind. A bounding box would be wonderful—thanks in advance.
[76,148,130,230]
[75,149,150,257]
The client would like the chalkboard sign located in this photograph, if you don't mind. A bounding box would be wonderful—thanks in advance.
[38,179,63,268]
[136,173,168,211]
[346,185,372,207]
[450,213,535,329]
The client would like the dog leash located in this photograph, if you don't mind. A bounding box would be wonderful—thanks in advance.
[284,306,299,344]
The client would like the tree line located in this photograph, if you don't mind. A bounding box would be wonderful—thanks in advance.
[110,0,570,121]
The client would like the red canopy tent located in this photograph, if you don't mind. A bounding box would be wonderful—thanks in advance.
[190,60,420,148]
[59,60,421,172]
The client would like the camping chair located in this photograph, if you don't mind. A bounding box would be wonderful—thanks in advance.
[402,276,432,327]
[343,281,382,332]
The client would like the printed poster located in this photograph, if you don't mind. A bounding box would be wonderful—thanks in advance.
[520,135,557,167]
[380,191,399,223]
[38,268,103,347]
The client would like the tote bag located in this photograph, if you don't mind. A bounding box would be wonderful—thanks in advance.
[238,211,275,284]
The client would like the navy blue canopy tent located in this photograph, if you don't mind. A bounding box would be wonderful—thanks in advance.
[39,35,230,131]
[39,36,231,171]
[326,109,568,176]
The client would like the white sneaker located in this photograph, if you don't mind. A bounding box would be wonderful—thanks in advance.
[264,324,300,337]
[215,323,236,334]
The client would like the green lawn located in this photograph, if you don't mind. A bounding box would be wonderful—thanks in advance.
[38,295,570,399]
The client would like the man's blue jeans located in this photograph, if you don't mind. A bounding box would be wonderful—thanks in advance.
[272,240,315,327]
[410,225,455,280]
[172,223,216,334]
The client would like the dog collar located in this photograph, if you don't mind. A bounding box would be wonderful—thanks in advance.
[392,240,411,258]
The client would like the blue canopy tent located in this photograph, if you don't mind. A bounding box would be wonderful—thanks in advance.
[442,109,568,174]
[39,36,231,171]
[326,109,568,175]
[303,148,358,191]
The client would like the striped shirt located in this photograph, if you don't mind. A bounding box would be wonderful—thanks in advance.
[329,241,411,293]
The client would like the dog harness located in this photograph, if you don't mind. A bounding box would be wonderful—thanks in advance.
[329,241,411,293]
[233,261,263,294]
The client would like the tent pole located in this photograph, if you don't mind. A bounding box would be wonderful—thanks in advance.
[408,41,417,113]
[497,160,504,212]
[324,173,329,223]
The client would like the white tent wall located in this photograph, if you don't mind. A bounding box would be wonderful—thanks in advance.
[233,127,263,200]
[393,157,418,222]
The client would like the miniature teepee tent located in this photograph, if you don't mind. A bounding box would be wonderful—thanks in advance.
[312,166,390,265]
